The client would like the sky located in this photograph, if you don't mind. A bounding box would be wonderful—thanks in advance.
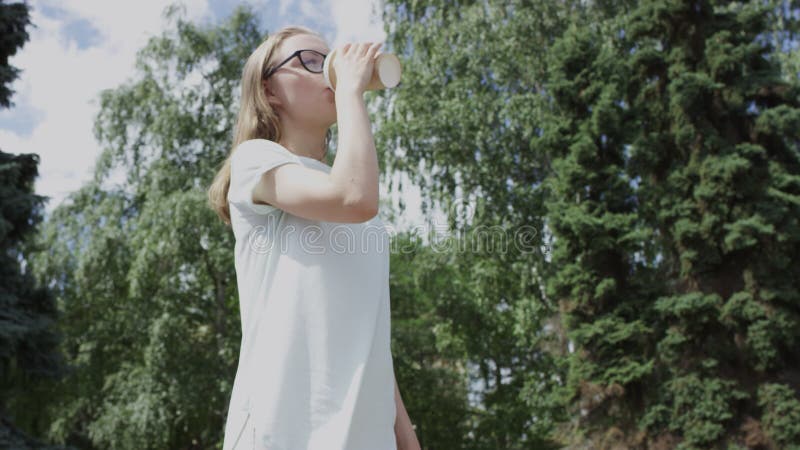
[0,0,447,235]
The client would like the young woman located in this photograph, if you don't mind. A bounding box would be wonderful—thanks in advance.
[207,25,421,450]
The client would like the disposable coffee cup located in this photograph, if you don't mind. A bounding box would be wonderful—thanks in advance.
[323,47,402,92]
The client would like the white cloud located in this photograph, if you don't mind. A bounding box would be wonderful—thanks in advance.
[329,0,386,47]
[41,0,207,42]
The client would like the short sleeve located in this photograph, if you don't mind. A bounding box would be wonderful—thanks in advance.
[228,139,301,215]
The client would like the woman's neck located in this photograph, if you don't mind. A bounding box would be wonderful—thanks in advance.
[278,128,328,162]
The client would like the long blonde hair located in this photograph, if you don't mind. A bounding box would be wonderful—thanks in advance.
[207,25,332,226]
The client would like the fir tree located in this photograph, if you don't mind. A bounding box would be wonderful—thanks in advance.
[544,1,800,447]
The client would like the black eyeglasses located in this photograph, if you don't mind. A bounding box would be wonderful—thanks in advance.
[263,49,327,79]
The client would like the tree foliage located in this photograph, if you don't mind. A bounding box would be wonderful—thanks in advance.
[378,0,800,448]
[0,0,30,108]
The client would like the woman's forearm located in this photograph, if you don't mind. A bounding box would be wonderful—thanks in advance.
[394,377,421,450]
[330,90,379,212]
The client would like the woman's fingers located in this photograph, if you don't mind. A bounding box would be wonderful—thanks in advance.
[340,41,383,59]
[368,42,383,59]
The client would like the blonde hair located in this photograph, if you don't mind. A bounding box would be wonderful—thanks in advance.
[207,25,332,226]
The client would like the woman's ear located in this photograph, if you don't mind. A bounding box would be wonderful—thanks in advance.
[263,80,282,107]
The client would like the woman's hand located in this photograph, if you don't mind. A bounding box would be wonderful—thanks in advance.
[395,423,421,450]
[394,378,421,450]
[331,41,382,95]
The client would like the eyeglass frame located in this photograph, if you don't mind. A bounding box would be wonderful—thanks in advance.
[262,49,328,79]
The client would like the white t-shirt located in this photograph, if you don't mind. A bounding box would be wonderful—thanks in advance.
[222,138,397,450]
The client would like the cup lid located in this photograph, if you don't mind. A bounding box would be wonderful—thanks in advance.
[376,53,401,88]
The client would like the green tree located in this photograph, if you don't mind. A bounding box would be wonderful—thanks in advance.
[386,231,472,450]
[385,225,559,450]
[540,13,666,449]
[543,0,800,448]
[0,151,69,450]
[375,1,591,447]
[0,0,30,108]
